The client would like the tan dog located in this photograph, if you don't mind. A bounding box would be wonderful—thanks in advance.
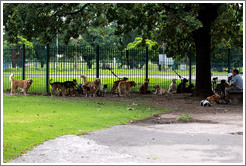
[118,81,137,96]
[9,73,33,96]
[153,84,167,95]
[206,94,221,104]
[168,79,177,93]
[111,77,128,95]
[81,75,101,97]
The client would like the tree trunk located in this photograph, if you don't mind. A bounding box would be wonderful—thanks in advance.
[193,26,213,96]
[192,4,220,97]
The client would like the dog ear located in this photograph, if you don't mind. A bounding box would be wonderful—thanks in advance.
[28,79,33,85]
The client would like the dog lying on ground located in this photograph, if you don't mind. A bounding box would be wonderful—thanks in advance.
[139,79,150,94]
[49,79,65,97]
[206,93,221,104]
[81,75,101,97]
[9,73,33,96]
[168,79,177,93]
[153,84,167,95]
[153,84,173,98]
[111,77,128,95]
[118,81,136,96]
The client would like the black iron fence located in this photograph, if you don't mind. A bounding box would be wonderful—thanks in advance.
[3,44,243,94]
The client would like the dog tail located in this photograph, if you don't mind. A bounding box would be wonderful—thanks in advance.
[9,73,14,82]
[49,79,53,85]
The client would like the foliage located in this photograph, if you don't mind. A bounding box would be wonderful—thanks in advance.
[3,95,164,162]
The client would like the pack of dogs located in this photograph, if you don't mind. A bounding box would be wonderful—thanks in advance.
[8,73,194,99]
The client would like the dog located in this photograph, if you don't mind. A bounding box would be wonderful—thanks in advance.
[49,79,65,97]
[139,79,150,94]
[177,78,188,93]
[97,84,108,97]
[9,73,33,96]
[77,84,84,95]
[168,78,177,93]
[153,84,167,95]
[118,81,136,96]
[81,75,101,97]
[63,79,77,91]
[206,94,221,104]
[111,77,128,95]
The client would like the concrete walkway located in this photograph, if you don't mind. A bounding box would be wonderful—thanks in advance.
[10,115,243,164]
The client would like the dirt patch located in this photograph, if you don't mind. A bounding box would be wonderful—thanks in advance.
[130,115,218,125]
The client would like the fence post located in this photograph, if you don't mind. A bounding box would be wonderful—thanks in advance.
[189,46,192,85]
[146,47,149,80]
[46,43,50,94]
[22,44,25,80]
[227,47,231,73]
[96,45,99,78]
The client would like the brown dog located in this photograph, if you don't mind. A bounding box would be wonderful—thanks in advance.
[153,84,167,95]
[206,94,221,104]
[9,73,33,96]
[81,75,101,97]
[111,77,128,95]
[118,81,137,96]
[49,79,66,97]
[139,79,150,94]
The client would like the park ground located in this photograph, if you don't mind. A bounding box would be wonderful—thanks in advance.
[3,93,244,164]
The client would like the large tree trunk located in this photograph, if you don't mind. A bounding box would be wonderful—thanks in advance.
[192,4,220,97]
[193,26,213,96]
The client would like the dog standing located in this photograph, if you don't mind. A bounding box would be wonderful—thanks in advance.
[168,78,177,93]
[49,79,65,97]
[111,77,128,95]
[81,75,101,97]
[118,81,136,96]
[9,73,33,96]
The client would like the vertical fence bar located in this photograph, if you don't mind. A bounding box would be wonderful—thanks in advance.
[96,45,99,78]
[228,47,231,73]
[189,46,192,85]
[146,47,148,80]
[46,43,50,94]
[126,50,129,69]
[22,44,25,80]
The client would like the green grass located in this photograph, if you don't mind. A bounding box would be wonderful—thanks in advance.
[178,114,193,121]
[3,95,166,163]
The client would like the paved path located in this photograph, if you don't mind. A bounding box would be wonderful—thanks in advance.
[10,113,243,164]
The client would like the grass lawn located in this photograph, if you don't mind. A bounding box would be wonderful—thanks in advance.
[3,95,166,163]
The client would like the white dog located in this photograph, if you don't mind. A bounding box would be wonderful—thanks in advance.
[168,78,177,93]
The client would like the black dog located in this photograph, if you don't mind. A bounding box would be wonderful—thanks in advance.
[63,79,77,90]
[177,78,194,93]
[177,78,188,93]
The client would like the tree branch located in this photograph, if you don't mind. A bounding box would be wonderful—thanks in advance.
[65,3,90,15]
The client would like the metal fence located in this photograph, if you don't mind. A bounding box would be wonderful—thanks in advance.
[3,44,243,94]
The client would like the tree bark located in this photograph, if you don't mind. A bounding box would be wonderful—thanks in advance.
[193,26,213,96]
[192,4,220,96]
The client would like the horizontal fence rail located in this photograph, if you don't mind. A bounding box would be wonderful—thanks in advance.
[3,44,243,94]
